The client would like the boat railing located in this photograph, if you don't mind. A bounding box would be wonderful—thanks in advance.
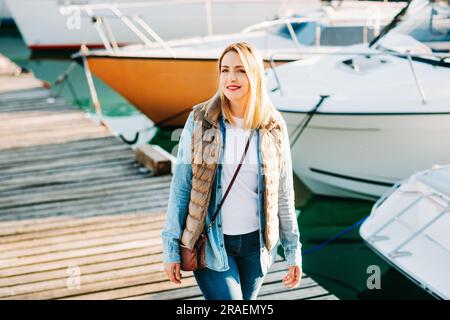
[66,2,325,58]
[366,178,450,259]
[266,49,449,101]
[242,15,378,49]
[70,1,182,58]
[66,1,386,57]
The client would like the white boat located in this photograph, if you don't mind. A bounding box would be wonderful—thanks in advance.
[267,0,450,200]
[5,0,322,51]
[360,164,450,299]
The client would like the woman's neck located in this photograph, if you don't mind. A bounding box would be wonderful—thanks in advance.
[229,99,246,119]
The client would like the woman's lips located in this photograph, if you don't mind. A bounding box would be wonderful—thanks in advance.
[227,85,240,92]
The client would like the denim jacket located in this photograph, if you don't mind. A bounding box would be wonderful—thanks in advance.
[161,110,302,274]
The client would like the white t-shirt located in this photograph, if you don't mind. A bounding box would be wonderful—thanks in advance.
[221,114,260,235]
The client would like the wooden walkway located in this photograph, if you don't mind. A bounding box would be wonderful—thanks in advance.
[0,54,338,300]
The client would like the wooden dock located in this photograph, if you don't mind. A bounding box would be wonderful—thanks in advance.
[0,54,338,300]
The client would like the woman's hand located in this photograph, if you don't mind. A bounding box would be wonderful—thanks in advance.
[283,265,302,288]
[164,262,182,284]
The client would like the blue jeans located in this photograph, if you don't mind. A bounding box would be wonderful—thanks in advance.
[193,229,265,300]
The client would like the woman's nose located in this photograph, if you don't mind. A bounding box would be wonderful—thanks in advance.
[228,71,237,82]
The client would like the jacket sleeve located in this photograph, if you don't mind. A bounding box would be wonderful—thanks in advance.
[161,111,194,263]
[277,116,303,267]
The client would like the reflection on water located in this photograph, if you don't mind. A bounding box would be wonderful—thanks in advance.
[0,26,435,300]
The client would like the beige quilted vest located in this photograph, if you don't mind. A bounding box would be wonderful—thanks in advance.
[180,95,284,251]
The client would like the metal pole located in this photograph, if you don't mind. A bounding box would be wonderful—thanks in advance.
[285,20,302,53]
[102,16,120,53]
[389,207,450,258]
[132,15,177,58]
[406,51,427,105]
[80,45,103,124]
[93,17,113,53]
[110,6,154,48]
[205,0,213,36]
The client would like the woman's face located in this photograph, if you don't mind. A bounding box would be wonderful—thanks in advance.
[219,50,250,105]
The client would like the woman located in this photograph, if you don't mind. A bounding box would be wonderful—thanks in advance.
[161,42,302,300]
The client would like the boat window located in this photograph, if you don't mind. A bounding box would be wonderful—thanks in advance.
[381,2,450,53]
[275,18,318,46]
[275,19,378,46]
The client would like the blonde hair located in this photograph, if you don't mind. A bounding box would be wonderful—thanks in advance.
[217,42,276,129]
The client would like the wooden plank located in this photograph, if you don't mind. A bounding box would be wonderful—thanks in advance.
[0,132,112,150]
[0,118,100,135]
[0,228,162,260]
[0,188,167,217]
[0,108,82,121]
[0,253,164,287]
[0,74,47,94]
[0,144,131,167]
[0,173,156,199]
[0,212,162,233]
[0,197,170,223]
[0,167,146,192]
[0,261,168,298]
[0,102,73,112]
[0,221,164,251]
[60,275,198,300]
[0,158,136,180]
[0,136,120,158]
[5,269,185,300]
[0,244,161,277]
[0,189,170,218]
[0,93,63,104]
[0,88,51,101]
[0,239,161,269]
[0,177,171,208]
[0,216,165,243]
[0,150,135,176]
[135,144,172,175]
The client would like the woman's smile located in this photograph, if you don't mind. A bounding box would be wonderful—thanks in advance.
[226,85,241,92]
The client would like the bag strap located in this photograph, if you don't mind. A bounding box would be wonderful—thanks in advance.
[204,129,256,235]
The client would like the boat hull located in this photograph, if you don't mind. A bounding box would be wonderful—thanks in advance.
[281,111,450,200]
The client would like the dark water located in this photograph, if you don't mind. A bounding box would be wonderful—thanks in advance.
[0,26,434,300]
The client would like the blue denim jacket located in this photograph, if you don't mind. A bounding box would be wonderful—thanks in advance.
[161,110,302,274]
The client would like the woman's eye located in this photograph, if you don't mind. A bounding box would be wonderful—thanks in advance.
[221,69,228,73]
[239,70,246,73]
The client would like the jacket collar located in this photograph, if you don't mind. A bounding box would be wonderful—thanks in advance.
[203,95,221,128]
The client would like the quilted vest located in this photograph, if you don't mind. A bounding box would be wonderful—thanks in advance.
[180,95,284,252]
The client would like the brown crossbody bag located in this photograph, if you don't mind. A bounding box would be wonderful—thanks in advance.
[180,129,255,271]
